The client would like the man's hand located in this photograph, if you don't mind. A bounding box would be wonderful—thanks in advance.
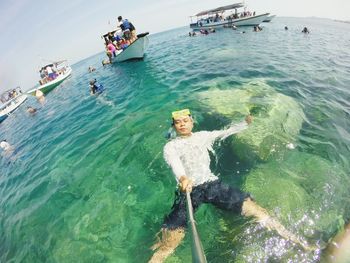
[245,115,253,125]
[179,176,193,193]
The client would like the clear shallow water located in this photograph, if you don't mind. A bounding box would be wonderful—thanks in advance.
[0,17,350,262]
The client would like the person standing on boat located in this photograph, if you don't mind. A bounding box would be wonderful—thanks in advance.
[129,21,137,42]
[46,65,56,81]
[118,16,131,42]
[149,109,314,262]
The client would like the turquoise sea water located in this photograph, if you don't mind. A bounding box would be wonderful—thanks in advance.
[1,17,350,262]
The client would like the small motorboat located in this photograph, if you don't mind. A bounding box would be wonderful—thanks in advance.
[27,60,72,95]
[102,30,149,63]
[0,87,27,123]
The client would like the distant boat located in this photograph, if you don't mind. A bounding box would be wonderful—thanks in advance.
[189,2,270,30]
[102,31,149,63]
[0,87,27,123]
[27,60,72,95]
[263,15,276,22]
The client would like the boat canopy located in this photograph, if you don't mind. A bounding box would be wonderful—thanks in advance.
[102,30,117,39]
[40,60,67,71]
[194,2,244,16]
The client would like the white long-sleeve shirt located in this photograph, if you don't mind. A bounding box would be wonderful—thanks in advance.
[163,121,248,186]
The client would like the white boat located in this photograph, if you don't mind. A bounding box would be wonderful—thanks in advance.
[190,2,269,30]
[263,14,276,22]
[27,61,72,96]
[0,88,27,123]
[102,32,149,63]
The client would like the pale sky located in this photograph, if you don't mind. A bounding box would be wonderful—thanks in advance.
[0,0,349,92]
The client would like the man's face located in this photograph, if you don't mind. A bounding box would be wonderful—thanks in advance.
[173,115,193,136]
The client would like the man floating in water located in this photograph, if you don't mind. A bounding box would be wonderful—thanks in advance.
[149,109,314,262]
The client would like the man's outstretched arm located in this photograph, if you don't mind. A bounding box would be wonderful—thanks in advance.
[209,115,253,141]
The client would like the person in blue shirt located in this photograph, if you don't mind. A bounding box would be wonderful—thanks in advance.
[118,16,132,41]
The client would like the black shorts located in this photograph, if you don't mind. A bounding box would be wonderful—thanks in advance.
[163,180,249,230]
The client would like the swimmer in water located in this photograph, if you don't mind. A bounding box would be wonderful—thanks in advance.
[27,106,37,114]
[302,27,310,33]
[0,140,15,158]
[35,89,45,104]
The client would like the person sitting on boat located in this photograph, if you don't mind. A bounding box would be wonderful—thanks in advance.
[106,50,113,63]
[118,38,129,50]
[302,27,310,33]
[107,41,117,57]
[149,109,315,262]
[214,13,219,22]
[108,32,115,43]
[39,68,48,85]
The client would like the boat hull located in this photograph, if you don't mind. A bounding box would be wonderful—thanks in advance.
[0,95,27,123]
[27,67,72,95]
[112,33,149,63]
[263,15,276,22]
[190,13,270,30]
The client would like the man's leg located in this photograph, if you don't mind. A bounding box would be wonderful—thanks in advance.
[241,198,316,251]
[149,191,188,263]
[149,228,185,263]
[205,180,316,251]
